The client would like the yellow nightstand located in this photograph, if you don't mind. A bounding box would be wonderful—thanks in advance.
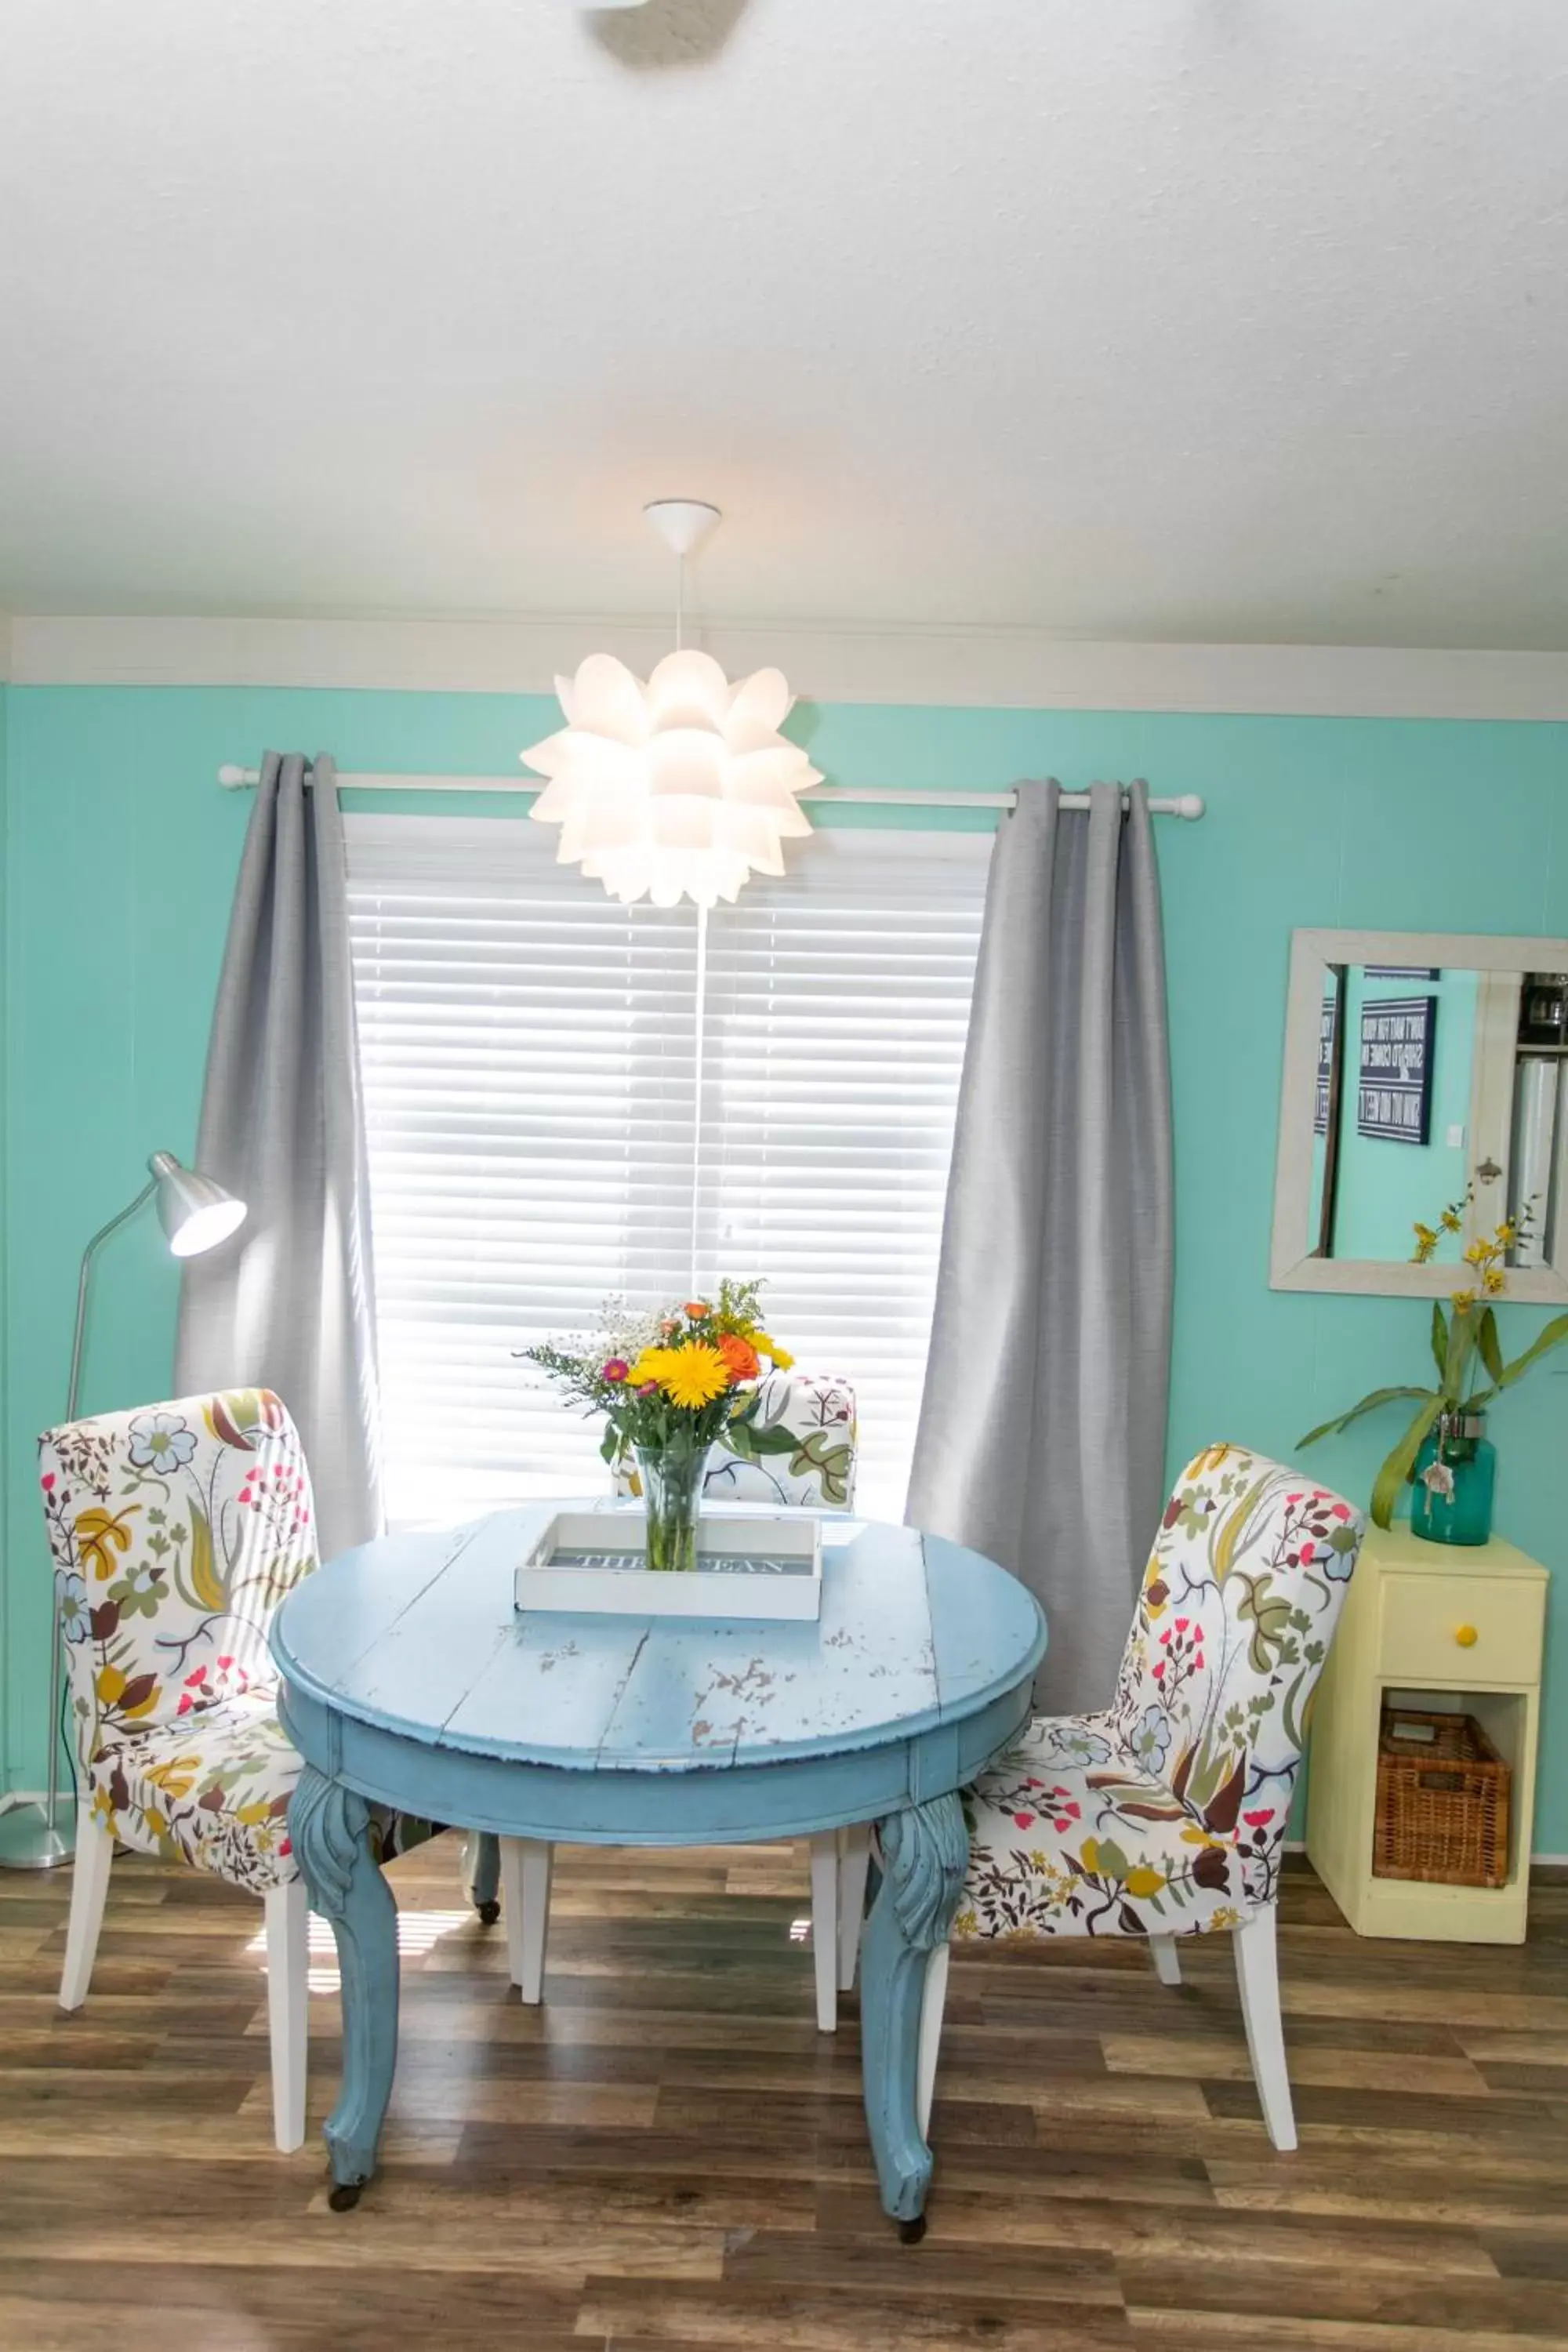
[1305,1523,1547,1943]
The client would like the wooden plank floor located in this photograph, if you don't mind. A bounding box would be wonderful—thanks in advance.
[2,1838,1565,2351]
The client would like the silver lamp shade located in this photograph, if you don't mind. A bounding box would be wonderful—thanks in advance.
[148,1151,247,1258]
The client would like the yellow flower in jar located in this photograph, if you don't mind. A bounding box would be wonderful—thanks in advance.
[660,1342,731,1410]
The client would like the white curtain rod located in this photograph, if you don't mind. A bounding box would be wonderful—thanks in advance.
[216,765,1204,818]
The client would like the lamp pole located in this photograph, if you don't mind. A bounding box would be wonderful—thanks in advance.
[0,1152,245,1871]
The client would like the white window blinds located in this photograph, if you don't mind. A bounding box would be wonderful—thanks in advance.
[346,815,990,1524]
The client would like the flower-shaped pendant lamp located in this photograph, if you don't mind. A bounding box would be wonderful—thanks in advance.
[521,501,821,909]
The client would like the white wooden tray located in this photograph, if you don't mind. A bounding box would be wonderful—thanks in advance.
[514,1508,823,1621]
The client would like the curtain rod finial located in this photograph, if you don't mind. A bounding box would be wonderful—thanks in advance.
[1174,793,1205,821]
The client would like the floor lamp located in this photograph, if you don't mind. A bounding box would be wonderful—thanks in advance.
[0,1152,247,1872]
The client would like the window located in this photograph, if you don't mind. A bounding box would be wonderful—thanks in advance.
[347,815,990,1524]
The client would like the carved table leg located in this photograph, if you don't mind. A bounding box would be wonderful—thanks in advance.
[289,1764,400,2209]
[464,1830,502,1926]
[858,1791,968,2238]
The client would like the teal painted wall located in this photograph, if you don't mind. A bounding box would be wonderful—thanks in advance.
[0,682,8,1773]
[3,688,1566,1849]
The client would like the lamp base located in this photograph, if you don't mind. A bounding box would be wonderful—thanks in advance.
[0,1801,74,1871]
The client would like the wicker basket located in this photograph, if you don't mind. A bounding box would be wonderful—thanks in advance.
[1373,1707,1511,1890]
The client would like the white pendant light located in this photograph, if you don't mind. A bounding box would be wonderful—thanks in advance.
[521,501,821,909]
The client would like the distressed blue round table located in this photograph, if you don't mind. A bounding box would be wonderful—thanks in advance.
[273,1502,1044,2231]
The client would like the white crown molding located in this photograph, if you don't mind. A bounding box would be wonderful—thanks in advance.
[0,612,14,683]
[8,612,1568,720]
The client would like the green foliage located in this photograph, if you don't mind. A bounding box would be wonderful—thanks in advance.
[1430,1301,1448,1381]
[1468,1309,1568,1406]
[724,1421,799,1461]
[1300,1298,1568,1531]
[1296,1386,1433,1449]
[1368,1393,1445,1532]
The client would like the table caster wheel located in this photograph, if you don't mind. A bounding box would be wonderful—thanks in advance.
[897,2214,927,2245]
[477,1898,500,1926]
[328,2181,362,2212]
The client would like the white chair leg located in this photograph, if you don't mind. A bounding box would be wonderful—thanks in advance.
[836,1823,872,1993]
[264,1878,309,2154]
[916,1942,951,2141]
[808,1830,839,2032]
[59,1808,114,2012]
[1148,1932,1182,1987]
[499,1837,554,2004]
[1234,1904,1296,2152]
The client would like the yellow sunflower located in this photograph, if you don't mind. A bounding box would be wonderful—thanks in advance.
[659,1342,731,1410]
[628,1347,678,1388]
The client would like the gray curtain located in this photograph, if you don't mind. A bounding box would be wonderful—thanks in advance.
[176,752,383,1560]
[906,780,1174,1714]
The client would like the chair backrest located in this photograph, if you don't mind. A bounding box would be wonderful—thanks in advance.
[38,1389,318,1773]
[1106,1443,1364,1904]
[614,1370,858,1510]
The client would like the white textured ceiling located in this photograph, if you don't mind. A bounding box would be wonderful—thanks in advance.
[2,2,1566,648]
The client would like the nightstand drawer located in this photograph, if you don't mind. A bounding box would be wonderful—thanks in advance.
[1377,1573,1544,1684]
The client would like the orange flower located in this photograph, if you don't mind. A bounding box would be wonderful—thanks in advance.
[717,1332,760,1382]
[684,1300,711,1319]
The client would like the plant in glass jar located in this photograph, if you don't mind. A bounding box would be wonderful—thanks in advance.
[520,1281,795,1571]
[1299,1192,1568,1543]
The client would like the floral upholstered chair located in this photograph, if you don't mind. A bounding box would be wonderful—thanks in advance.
[478,1370,865,2028]
[918,1445,1364,2151]
[40,1389,321,2152]
[614,1369,858,1511]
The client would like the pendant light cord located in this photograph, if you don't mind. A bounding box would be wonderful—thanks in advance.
[670,537,705,1290]
[690,898,708,1294]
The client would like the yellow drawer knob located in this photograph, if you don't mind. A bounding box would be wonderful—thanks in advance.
[1454,1624,1479,1648]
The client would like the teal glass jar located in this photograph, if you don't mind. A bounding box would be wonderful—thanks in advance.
[1409,1411,1496,1547]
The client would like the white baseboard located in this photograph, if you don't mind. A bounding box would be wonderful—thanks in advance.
[1287,1835,1568,1868]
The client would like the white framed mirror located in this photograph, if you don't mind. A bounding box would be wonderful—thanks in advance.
[1271,930,1568,1301]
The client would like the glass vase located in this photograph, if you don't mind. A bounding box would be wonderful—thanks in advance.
[635,1439,713,1573]
[1409,1411,1496,1547]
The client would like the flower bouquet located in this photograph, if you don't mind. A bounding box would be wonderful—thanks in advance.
[1300,1191,1568,1538]
[520,1280,795,1570]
